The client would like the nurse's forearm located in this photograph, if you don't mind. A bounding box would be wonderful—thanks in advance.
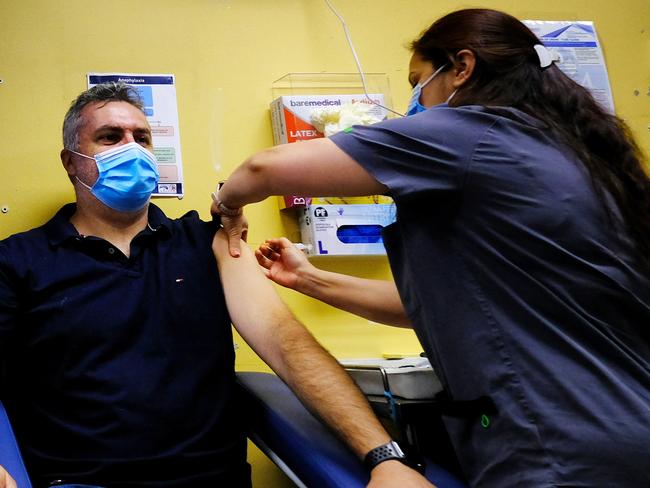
[218,139,387,209]
[296,268,411,328]
[218,148,282,209]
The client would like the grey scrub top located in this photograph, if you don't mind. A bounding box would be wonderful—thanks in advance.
[330,105,650,487]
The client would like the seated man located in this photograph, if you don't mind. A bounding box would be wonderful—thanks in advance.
[0,83,431,488]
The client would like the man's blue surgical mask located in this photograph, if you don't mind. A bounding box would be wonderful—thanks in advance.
[70,142,160,212]
[405,63,448,116]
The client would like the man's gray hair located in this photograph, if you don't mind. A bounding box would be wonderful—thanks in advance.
[62,82,144,151]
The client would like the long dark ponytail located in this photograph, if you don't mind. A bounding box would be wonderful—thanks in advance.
[411,9,650,262]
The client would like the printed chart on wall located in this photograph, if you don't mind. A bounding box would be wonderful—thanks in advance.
[87,73,184,198]
[523,21,615,113]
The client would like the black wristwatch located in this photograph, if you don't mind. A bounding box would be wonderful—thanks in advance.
[364,440,426,474]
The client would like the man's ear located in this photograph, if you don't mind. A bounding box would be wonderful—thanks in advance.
[451,49,476,88]
[61,148,76,176]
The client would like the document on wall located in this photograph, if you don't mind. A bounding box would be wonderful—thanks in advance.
[523,21,615,113]
[87,73,184,198]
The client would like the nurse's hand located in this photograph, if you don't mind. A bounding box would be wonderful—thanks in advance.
[368,460,436,487]
[210,197,248,258]
[0,466,17,488]
[255,237,313,290]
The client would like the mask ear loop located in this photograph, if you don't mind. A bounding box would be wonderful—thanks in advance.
[442,53,463,106]
[67,148,97,191]
[411,63,451,112]
[420,63,448,90]
[67,148,94,161]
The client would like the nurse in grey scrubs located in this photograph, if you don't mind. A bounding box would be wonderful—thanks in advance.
[213,8,650,488]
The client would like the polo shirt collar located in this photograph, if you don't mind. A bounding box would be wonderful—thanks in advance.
[45,203,172,247]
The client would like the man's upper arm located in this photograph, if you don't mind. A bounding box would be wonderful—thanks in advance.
[213,231,293,372]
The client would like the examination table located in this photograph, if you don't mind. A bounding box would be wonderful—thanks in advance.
[237,371,468,488]
[0,374,467,488]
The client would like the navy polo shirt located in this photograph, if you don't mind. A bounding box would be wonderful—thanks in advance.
[0,204,250,487]
[331,105,650,487]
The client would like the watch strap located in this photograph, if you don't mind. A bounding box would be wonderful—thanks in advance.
[364,440,425,474]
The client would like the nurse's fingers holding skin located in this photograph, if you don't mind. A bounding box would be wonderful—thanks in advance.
[255,247,276,270]
[261,242,282,259]
[253,237,312,290]
[256,243,280,264]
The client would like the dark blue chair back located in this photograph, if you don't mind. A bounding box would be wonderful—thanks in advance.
[0,400,32,488]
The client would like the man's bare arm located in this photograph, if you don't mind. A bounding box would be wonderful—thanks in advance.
[212,231,433,487]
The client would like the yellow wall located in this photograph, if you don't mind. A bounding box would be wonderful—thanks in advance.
[1,1,648,486]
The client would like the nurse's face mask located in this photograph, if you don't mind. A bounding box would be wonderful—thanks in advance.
[405,63,448,116]
[70,142,160,213]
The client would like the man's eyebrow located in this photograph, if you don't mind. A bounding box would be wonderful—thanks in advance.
[93,125,152,134]
[94,124,123,132]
